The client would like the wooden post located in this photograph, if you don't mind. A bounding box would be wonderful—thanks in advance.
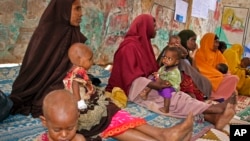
[184,0,193,29]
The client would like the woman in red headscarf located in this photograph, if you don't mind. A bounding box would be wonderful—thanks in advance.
[106,15,236,131]
[106,14,160,95]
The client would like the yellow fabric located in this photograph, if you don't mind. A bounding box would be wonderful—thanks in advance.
[194,33,227,91]
[105,87,128,108]
[223,44,250,96]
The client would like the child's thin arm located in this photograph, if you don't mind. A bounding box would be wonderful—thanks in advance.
[72,80,81,101]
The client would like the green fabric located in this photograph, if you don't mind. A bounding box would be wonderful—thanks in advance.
[158,66,181,91]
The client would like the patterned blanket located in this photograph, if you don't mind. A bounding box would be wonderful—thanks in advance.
[0,64,213,141]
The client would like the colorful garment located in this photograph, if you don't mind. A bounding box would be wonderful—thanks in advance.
[106,14,158,95]
[158,66,181,91]
[194,33,238,100]
[101,110,146,138]
[178,59,212,99]
[34,133,49,141]
[157,66,181,98]
[64,67,146,139]
[223,44,250,96]
[180,72,205,101]
[63,66,93,99]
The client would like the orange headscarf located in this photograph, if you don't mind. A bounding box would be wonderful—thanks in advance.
[194,33,227,91]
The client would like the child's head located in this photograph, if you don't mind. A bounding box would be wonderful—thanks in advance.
[68,43,93,70]
[218,41,227,53]
[240,57,250,68]
[162,47,182,67]
[40,90,79,141]
[216,63,228,74]
[168,35,181,47]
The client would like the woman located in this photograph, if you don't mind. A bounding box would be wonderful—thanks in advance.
[178,29,198,65]
[223,44,250,96]
[106,14,236,131]
[9,0,87,118]
[194,33,239,100]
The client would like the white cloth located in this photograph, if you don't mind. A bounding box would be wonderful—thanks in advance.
[78,100,87,110]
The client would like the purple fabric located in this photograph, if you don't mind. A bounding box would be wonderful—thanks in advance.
[158,87,175,98]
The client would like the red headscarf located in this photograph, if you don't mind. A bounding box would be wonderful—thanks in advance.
[106,14,158,95]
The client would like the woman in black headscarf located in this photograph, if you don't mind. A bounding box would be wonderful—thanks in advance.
[9,0,87,118]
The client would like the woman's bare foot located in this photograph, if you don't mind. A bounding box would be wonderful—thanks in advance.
[205,91,238,114]
[225,91,237,105]
[183,131,193,141]
[161,112,193,141]
[215,103,235,130]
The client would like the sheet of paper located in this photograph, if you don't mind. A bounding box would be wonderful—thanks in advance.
[174,0,188,23]
[200,1,209,19]
[209,0,217,11]
[191,0,209,19]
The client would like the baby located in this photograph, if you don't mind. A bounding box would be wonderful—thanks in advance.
[240,57,250,75]
[216,63,228,74]
[140,47,182,113]
[218,41,227,53]
[63,43,94,110]
[240,57,250,68]
[35,90,86,141]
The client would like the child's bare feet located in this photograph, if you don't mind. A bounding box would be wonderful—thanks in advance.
[159,107,169,113]
[139,87,151,100]
[162,112,193,141]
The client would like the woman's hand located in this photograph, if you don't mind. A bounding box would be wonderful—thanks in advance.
[189,44,198,59]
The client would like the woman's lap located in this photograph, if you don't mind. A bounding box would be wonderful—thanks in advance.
[128,77,210,118]
[211,74,239,100]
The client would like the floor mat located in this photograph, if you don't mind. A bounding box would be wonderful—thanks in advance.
[0,65,213,141]
[198,128,229,141]
[236,106,250,122]
[236,95,250,113]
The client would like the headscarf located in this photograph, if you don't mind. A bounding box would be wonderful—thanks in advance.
[106,14,158,95]
[178,29,196,50]
[178,29,196,64]
[10,0,87,117]
[194,33,227,91]
[223,44,245,89]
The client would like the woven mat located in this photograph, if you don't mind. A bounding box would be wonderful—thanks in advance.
[236,95,250,113]
[198,128,229,141]
[0,65,213,141]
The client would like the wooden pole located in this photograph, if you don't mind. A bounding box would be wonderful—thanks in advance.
[184,0,193,29]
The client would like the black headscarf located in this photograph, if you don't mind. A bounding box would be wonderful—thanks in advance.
[178,29,196,64]
[10,0,87,117]
[178,29,196,50]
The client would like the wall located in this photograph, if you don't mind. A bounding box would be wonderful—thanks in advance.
[215,1,250,49]
[0,0,248,64]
